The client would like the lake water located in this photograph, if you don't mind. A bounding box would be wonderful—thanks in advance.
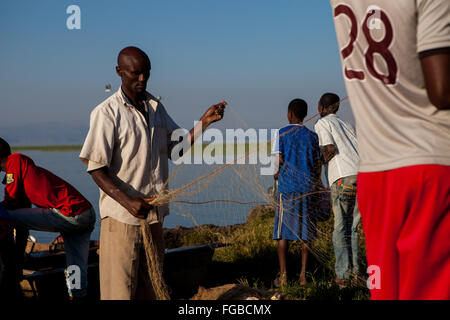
[0,151,273,243]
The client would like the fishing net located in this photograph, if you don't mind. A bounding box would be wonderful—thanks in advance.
[142,96,367,297]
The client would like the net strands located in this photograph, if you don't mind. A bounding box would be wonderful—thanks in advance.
[140,220,171,300]
[141,96,366,286]
[145,96,349,208]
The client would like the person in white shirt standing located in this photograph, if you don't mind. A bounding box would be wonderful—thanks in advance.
[314,93,361,286]
[80,46,226,300]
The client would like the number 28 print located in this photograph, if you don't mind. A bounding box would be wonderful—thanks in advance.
[334,4,398,85]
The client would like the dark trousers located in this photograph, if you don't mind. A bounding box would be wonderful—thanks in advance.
[0,229,26,299]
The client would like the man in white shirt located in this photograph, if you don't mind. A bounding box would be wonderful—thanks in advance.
[80,46,226,300]
[314,93,360,286]
[330,0,450,299]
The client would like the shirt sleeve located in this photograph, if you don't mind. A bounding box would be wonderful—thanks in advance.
[79,106,116,170]
[159,103,183,156]
[163,107,181,135]
[3,155,32,209]
[4,160,21,206]
[416,0,450,54]
[87,160,107,172]
[314,120,335,147]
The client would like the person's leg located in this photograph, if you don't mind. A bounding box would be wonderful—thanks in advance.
[99,217,141,300]
[331,180,351,281]
[62,230,91,298]
[299,242,310,285]
[358,172,400,300]
[396,165,450,300]
[14,227,28,284]
[276,239,288,285]
[8,208,77,233]
[339,175,361,276]
[350,193,361,276]
[135,246,156,300]
[273,192,288,286]
[0,231,22,299]
[359,165,450,300]
[10,207,96,298]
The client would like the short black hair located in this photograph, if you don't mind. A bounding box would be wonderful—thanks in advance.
[0,137,11,159]
[320,93,340,113]
[288,99,308,121]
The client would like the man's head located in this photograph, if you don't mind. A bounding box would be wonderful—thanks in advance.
[318,93,340,117]
[116,46,151,96]
[0,138,11,171]
[287,99,308,124]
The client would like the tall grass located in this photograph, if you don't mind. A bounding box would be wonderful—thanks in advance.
[175,205,370,300]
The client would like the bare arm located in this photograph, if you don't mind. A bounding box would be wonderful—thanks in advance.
[420,51,450,110]
[274,154,283,180]
[320,144,337,165]
[188,101,226,145]
[89,167,152,219]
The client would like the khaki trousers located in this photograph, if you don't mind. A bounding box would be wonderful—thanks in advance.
[99,216,164,300]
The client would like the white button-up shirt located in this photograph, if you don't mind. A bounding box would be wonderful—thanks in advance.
[80,87,180,225]
[314,114,359,187]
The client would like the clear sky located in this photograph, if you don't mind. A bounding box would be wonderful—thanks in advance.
[0,0,351,144]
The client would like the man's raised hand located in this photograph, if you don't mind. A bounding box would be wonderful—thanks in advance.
[202,100,227,125]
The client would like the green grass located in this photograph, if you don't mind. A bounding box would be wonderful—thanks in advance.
[172,205,370,300]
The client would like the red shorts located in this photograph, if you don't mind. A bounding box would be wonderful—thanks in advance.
[358,165,450,300]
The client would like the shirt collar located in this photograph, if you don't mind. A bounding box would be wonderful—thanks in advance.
[286,123,304,127]
[117,86,156,109]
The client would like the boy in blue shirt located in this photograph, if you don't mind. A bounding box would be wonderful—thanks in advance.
[272,99,321,286]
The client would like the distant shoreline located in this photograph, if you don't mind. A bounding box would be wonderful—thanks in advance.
[12,145,83,152]
[11,142,273,154]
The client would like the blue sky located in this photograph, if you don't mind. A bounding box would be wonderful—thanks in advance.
[0,0,351,144]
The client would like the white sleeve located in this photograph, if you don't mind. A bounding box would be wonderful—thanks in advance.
[416,0,450,54]
[79,106,116,170]
[159,102,181,134]
[314,120,335,147]
[87,160,106,172]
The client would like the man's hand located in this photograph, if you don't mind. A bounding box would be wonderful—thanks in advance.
[201,101,227,126]
[90,167,153,220]
[188,101,227,147]
[125,197,153,220]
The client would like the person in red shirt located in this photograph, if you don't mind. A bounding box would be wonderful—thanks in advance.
[0,137,96,299]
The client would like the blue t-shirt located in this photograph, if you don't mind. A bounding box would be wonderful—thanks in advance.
[273,124,320,194]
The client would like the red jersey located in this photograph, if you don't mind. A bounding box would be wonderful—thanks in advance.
[3,153,92,217]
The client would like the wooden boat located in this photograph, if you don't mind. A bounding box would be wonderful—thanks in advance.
[21,240,224,300]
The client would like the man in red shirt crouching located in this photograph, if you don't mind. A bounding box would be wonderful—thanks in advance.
[0,137,96,299]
